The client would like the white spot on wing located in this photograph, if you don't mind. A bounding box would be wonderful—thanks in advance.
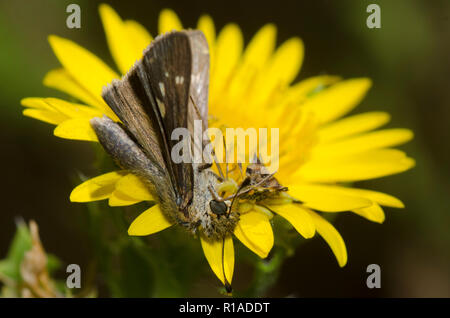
[159,82,165,97]
[175,76,184,85]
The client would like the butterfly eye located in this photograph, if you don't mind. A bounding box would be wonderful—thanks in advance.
[209,200,227,216]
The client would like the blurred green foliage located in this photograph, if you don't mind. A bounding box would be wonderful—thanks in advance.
[0,221,62,297]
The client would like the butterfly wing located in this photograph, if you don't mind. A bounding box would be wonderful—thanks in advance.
[102,73,167,173]
[101,30,210,207]
[90,115,178,214]
[187,30,210,132]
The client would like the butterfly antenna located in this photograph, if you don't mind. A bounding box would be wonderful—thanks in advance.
[224,172,275,202]
[189,95,203,120]
[238,162,243,180]
[222,135,229,179]
[213,152,225,180]
[228,177,251,215]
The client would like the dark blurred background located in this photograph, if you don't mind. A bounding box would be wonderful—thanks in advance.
[0,0,449,297]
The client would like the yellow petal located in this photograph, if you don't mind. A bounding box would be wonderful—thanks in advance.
[158,9,182,33]
[197,15,215,74]
[345,189,404,208]
[43,98,103,119]
[288,184,372,212]
[267,203,315,238]
[22,97,101,118]
[234,211,274,258]
[197,15,215,50]
[124,20,153,55]
[53,118,99,142]
[70,171,126,202]
[296,149,415,182]
[312,128,414,159]
[43,68,104,108]
[108,190,141,207]
[353,203,385,223]
[99,4,152,74]
[318,112,391,144]
[293,184,404,209]
[200,235,234,287]
[302,78,372,124]
[115,173,154,201]
[280,75,341,106]
[128,204,174,236]
[245,24,277,66]
[260,36,303,85]
[307,211,347,267]
[21,97,54,110]
[228,24,276,101]
[99,4,136,74]
[210,24,243,101]
[22,108,67,125]
[48,35,119,118]
[253,205,275,219]
[251,37,304,108]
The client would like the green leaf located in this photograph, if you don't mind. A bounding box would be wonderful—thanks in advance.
[0,221,32,281]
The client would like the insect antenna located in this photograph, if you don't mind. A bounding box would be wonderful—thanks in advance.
[223,135,229,180]
[189,95,203,122]
[237,162,243,180]
[212,151,225,180]
[224,172,276,203]
[228,177,251,215]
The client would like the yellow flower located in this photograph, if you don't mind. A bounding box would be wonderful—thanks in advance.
[21,4,414,290]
